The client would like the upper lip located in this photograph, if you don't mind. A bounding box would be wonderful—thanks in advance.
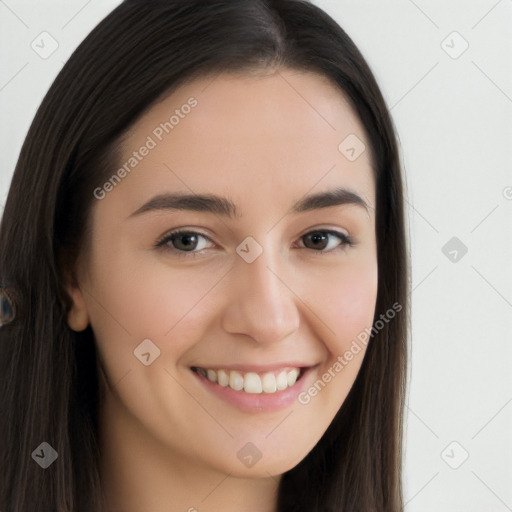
[191,362,316,373]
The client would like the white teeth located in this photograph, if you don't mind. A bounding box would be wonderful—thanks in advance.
[276,370,288,390]
[262,372,277,393]
[195,367,303,394]
[217,369,229,387]
[287,368,300,387]
[229,370,244,391]
[243,372,263,394]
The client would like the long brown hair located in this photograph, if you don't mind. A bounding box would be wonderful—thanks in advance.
[0,1,408,510]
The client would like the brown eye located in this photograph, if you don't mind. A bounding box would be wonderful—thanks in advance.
[170,232,200,251]
[156,229,214,257]
[300,230,353,252]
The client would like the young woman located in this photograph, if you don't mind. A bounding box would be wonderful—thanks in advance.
[0,1,409,510]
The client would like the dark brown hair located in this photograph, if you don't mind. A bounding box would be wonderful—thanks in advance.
[0,1,408,510]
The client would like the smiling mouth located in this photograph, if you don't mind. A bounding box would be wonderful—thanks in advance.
[191,366,305,394]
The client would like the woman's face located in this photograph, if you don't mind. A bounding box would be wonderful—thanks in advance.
[69,69,377,478]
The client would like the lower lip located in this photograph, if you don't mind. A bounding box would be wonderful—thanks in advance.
[191,367,313,413]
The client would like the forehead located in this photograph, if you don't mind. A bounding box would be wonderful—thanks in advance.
[110,69,375,217]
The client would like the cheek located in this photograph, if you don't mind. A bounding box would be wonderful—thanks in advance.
[293,259,378,432]
[302,257,378,356]
[335,270,378,339]
[84,250,225,358]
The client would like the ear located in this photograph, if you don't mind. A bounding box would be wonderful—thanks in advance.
[66,283,90,332]
[61,251,90,332]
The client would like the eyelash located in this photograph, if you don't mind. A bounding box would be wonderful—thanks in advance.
[155,228,354,259]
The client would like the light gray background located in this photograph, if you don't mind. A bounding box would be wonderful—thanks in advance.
[1,1,511,510]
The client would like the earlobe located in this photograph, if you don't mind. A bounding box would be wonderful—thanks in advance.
[66,285,90,332]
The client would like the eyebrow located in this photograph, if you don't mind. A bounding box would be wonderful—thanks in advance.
[129,187,371,219]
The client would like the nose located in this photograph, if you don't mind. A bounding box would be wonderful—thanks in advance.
[220,245,301,345]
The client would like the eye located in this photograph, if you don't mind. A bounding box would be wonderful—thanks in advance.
[155,228,354,259]
[298,229,354,253]
[156,229,214,257]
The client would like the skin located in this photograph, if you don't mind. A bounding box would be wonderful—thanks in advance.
[67,68,378,512]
